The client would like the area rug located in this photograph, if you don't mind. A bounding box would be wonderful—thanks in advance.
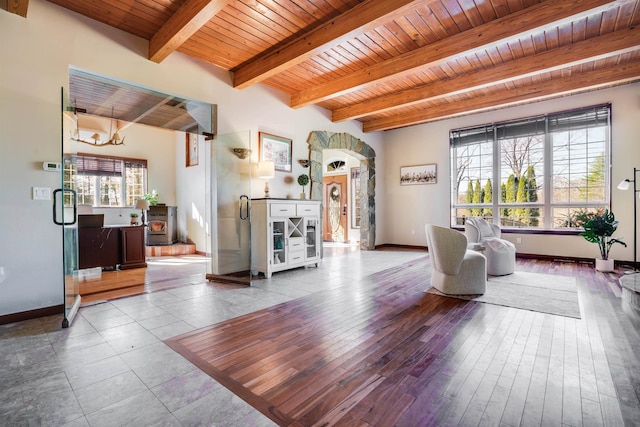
[427,271,581,318]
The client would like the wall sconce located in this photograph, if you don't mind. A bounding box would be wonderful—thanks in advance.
[257,161,275,198]
[134,199,150,226]
[298,159,309,168]
[618,167,640,272]
[232,148,252,159]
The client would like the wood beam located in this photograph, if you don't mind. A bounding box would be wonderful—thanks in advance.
[333,27,640,122]
[7,0,29,17]
[291,0,617,108]
[149,0,231,63]
[362,61,640,132]
[232,0,422,89]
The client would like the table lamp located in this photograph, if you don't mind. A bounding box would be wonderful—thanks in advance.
[134,199,150,225]
[258,161,275,198]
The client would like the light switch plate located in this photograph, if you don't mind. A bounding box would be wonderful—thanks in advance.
[33,187,51,200]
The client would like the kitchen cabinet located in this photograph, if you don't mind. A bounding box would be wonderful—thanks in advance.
[251,199,320,278]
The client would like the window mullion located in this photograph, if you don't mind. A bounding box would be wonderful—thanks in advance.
[543,118,552,229]
[492,127,499,224]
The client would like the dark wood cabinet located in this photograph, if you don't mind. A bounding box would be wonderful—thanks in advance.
[78,225,146,270]
[120,226,147,269]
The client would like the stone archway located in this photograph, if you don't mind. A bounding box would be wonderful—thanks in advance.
[307,131,376,250]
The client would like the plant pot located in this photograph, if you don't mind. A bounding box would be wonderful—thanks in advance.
[300,192,306,199]
[595,258,614,272]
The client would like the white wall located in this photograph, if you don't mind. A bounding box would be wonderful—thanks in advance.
[0,0,383,316]
[65,114,178,226]
[382,83,640,261]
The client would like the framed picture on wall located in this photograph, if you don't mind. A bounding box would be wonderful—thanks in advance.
[259,132,292,172]
[400,163,437,185]
[186,130,198,167]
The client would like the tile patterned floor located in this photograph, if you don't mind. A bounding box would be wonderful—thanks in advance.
[0,248,426,426]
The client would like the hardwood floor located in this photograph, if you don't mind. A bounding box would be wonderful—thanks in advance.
[166,257,640,426]
[79,255,208,303]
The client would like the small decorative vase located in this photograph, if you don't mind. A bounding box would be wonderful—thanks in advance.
[300,192,306,199]
[595,258,614,272]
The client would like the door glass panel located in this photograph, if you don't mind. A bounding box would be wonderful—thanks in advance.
[206,131,252,282]
[273,220,286,265]
[305,219,318,259]
[61,87,81,327]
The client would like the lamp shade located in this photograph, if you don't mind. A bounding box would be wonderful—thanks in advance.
[617,179,631,191]
[257,161,275,179]
[134,199,150,210]
[91,133,101,142]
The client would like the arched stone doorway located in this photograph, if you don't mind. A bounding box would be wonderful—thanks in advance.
[307,131,376,250]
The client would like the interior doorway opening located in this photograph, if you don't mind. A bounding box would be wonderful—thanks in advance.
[307,131,376,250]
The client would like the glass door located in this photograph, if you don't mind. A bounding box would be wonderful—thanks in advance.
[58,87,81,327]
[205,131,253,285]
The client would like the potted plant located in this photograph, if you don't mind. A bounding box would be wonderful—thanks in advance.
[298,174,310,199]
[130,212,139,225]
[142,190,159,206]
[579,208,626,272]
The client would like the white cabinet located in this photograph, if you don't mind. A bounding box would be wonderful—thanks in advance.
[251,199,321,278]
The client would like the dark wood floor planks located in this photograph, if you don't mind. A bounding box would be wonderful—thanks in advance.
[166,255,640,426]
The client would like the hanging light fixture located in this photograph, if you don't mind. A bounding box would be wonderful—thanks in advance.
[106,106,125,145]
[71,105,125,147]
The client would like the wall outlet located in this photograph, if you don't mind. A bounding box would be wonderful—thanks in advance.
[516,237,522,244]
[33,187,51,201]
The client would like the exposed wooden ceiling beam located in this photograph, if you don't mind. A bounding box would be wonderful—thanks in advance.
[232,0,423,89]
[7,0,29,17]
[333,27,640,122]
[290,0,617,108]
[149,0,231,63]
[363,61,640,132]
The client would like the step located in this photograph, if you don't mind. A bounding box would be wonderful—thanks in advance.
[146,243,196,257]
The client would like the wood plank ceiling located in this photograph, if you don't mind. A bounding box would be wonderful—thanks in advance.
[18,0,640,131]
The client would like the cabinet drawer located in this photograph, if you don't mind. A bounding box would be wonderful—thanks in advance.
[296,203,319,216]
[288,252,304,264]
[270,203,296,217]
[288,237,304,251]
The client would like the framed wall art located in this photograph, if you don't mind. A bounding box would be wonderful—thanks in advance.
[259,132,292,172]
[186,131,198,167]
[400,163,437,185]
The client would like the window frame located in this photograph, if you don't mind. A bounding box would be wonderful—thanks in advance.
[64,152,148,208]
[450,104,611,232]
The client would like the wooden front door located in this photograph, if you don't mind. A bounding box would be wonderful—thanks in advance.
[323,175,348,242]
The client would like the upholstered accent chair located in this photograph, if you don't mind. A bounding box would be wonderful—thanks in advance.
[464,217,516,276]
[425,224,486,295]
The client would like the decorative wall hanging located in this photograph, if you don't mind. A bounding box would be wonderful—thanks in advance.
[186,131,198,167]
[400,164,437,185]
[259,132,292,172]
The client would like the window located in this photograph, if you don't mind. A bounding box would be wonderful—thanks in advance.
[451,104,611,230]
[63,153,147,207]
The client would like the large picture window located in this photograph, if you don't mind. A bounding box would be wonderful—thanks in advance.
[451,104,611,230]
[63,153,147,207]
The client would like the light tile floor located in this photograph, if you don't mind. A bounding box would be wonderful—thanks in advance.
[0,248,426,426]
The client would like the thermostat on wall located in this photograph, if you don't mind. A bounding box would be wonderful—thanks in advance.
[43,162,61,172]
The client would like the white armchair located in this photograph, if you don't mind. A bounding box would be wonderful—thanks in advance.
[464,217,516,276]
[425,224,486,295]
